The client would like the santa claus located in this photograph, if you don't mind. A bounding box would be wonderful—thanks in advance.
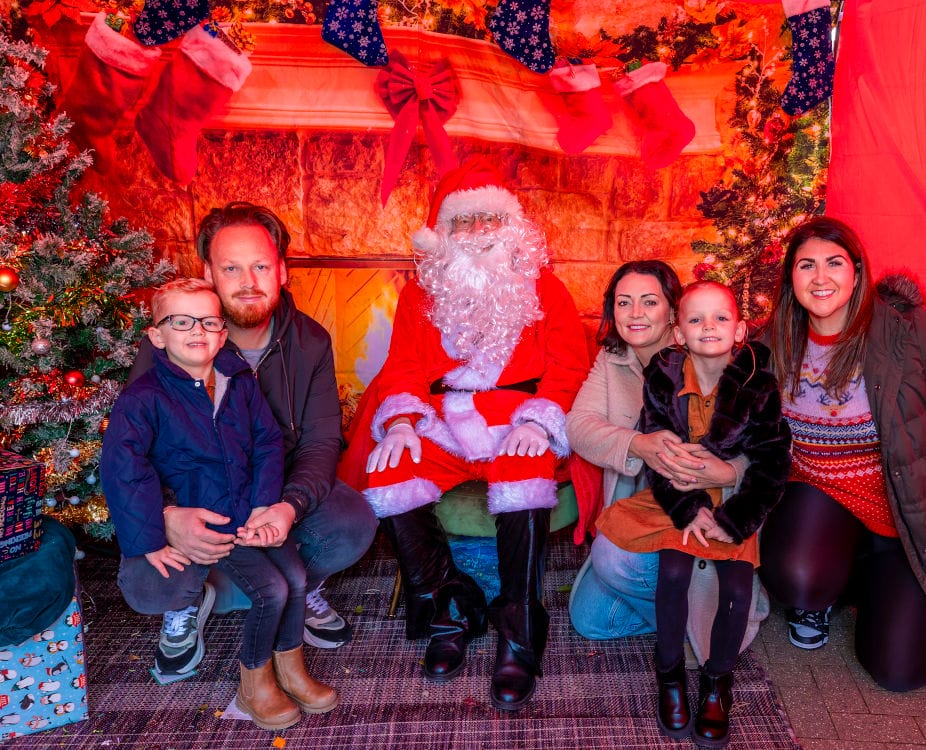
[362,158,588,710]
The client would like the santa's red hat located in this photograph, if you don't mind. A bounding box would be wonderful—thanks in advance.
[412,157,523,252]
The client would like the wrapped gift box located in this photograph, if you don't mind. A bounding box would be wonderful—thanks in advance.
[0,595,87,739]
[0,450,45,564]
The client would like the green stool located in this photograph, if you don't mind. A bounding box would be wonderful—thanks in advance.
[387,481,578,616]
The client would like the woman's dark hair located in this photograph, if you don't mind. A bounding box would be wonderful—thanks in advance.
[196,201,291,262]
[765,216,874,399]
[598,260,682,354]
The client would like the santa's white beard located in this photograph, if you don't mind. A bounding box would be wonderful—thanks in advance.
[417,221,547,369]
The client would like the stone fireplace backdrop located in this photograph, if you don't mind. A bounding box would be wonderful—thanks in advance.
[36,2,827,396]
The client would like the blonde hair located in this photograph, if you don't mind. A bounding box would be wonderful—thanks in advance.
[151,278,219,323]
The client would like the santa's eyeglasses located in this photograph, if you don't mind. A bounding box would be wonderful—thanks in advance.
[450,212,505,234]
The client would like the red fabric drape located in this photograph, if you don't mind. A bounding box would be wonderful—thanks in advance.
[827,0,926,283]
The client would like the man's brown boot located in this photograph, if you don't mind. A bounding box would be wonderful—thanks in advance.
[272,646,338,714]
[235,660,301,730]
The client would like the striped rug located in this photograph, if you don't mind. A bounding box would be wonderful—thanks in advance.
[6,530,800,749]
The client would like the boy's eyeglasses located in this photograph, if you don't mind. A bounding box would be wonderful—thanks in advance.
[450,212,505,234]
[155,315,227,332]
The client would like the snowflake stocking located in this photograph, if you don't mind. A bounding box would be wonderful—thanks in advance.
[134,0,211,46]
[322,0,388,67]
[488,0,555,74]
[780,0,835,115]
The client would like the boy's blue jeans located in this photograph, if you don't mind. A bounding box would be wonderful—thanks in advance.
[568,533,659,639]
[118,538,306,669]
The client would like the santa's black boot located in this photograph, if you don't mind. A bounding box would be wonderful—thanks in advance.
[489,508,551,710]
[381,504,486,681]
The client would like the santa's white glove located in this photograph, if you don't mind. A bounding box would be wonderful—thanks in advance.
[367,422,422,473]
[498,422,550,458]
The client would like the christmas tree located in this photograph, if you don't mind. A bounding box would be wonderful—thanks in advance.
[692,45,829,322]
[0,27,171,539]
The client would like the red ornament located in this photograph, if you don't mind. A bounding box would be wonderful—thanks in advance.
[763,114,788,144]
[0,266,19,292]
[64,370,86,387]
[760,241,784,265]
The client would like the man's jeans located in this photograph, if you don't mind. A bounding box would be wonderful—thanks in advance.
[119,538,307,668]
[568,533,658,639]
[290,479,379,590]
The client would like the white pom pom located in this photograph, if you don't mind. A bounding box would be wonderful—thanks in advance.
[411,227,439,253]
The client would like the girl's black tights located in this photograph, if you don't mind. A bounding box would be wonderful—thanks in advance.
[655,548,753,676]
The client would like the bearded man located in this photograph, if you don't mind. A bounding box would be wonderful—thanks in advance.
[363,159,588,710]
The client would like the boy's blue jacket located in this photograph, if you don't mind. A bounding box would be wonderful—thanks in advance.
[101,347,284,558]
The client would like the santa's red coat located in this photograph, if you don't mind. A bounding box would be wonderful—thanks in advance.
[338,268,589,496]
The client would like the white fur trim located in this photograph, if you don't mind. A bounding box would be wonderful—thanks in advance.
[435,186,523,228]
[364,477,441,518]
[614,61,667,96]
[550,63,601,93]
[782,0,829,17]
[371,393,435,441]
[442,392,496,460]
[179,25,252,91]
[86,13,161,74]
[511,398,569,458]
[487,478,558,514]
[412,227,439,253]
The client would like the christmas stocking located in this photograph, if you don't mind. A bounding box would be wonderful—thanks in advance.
[60,13,161,173]
[780,0,834,115]
[538,61,612,154]
[134,0,211,47]
[615,62,695,169]
[488,0,555,74]
[135,25,251,184]
[322,0,388,67]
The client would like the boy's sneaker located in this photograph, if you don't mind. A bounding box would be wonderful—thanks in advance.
[787,606,831,650]
[154,582,216,675]
[303,583,352,649]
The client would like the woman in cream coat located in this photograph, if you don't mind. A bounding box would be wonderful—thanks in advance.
[566,260,767,663]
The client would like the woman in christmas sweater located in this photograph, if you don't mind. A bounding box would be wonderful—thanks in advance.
[759,216,926,692]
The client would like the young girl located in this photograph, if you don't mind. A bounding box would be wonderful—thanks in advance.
[596,281,791,747]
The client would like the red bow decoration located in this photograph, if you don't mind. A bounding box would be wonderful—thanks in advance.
[375,50,461,205]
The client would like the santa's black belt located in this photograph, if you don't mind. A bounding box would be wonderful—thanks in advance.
[429,378,539,395]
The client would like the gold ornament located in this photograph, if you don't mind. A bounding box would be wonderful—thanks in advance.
[46,494,110,527]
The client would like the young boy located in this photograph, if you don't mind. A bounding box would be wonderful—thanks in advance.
[595,281,791,747]
[101,278,337,730]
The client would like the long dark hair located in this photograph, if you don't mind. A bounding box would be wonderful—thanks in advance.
[598,260,682,354]
[765,216,874,399]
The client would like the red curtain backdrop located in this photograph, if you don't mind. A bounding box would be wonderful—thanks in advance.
[827,0,926,284]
